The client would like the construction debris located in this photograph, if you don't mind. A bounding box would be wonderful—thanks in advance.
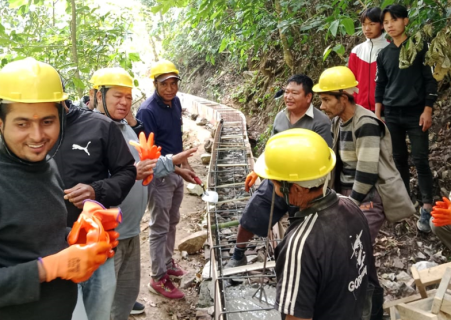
[187,183,204,196]
[178,230,208,254]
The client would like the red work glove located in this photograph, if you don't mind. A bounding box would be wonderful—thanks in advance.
[431,197,451,227]
[245,171,258,192]
[41,242,111,283]
[68,200,121,258]
[130,132,162,185]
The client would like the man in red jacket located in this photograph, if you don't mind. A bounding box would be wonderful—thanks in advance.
[348,7,389,112]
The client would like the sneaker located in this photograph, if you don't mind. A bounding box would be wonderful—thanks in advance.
[167,259,185,279]
[148,274,185,299]
[130,301,145,315]
[417,207,432,233]
[225,255,247,269]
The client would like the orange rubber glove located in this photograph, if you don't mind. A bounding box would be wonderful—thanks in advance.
[245,171,258,192]
[41,242,111,283]
[431,197,451,227]
[129,132,162,185]
[68,200,121,258]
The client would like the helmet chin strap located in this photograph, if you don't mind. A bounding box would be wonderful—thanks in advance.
[100,87,113,119]
[280,181,292,205]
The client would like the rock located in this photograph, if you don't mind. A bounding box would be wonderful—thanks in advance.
[204,140,213,153]
[196,309,212,320]
[396,271,413,283]
[202,261,212,280]
[380,279,401,294]
[181,251,189,260]
[178,230,208,254]
[207,306,214,316]
[247,255,258,263]
[417,252,427,259]
[392,257,404,269]
[187,183,204,196]
[196,117,208,126]
[197,281,214,308]
[181,271,196,289]
[190,113,198,120]
[201,153,211,165]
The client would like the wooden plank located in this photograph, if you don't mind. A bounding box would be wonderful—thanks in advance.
[216,197,250,205]
[440,294,451,315]
[418,262,451,287]
[397,303,438,320]
[222,261,276,276]
[412,265,428,298]
[408,296,434,311]
[433,268,451,314]
[390,306,400,320]
[384,290,437,311]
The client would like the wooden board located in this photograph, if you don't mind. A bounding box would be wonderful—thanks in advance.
[415,262,451,287]
[433,268,451,313]
[440,294,451,315]
[384,290,437,311]
[397,302,438,320]
[222,261,276,276]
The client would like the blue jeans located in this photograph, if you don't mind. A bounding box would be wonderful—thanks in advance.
[78,257,116,320]
[384,106,433,204]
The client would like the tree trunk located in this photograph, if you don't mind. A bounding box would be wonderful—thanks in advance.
[274,0,294,72]
[149,36,159,62]
[70,0,83,98]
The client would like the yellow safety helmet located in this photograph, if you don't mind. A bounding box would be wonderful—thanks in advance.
[312,66,358,93]
[254,128,336,188]
[93,67,133,89]
[0,57,68,103]
[150,59,180,81]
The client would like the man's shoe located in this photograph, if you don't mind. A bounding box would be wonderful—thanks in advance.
[225,255,247,269]
[130,301,145,315]
[167,259,185,280]
[417,207,432,233]
[148,274,185,300]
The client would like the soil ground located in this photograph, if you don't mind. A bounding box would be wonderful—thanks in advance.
[128,114,212,320]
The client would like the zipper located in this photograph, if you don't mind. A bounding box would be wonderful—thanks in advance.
[368,39,373,110]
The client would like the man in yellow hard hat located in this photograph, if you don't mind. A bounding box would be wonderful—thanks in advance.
[93,67,197,315]
[53,68,138,319]
[313,66,415,242]
[136,60,197,300]
[254,128,377,320]
[0,57,112,320]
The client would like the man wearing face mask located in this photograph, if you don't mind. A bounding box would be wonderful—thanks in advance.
[254,129,377,320]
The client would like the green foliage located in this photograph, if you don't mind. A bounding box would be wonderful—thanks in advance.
[0,0,141,99]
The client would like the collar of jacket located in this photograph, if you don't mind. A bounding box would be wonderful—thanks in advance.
[290,189,339,221]
[152,91,175,109]
[365,33,388,44]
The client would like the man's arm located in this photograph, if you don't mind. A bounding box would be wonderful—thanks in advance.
[420,43,438,132]
[90,121,136,207]
[136,108,157,137]
[351,117,382,204]
[0,262,40,307]
[374,53,387,120]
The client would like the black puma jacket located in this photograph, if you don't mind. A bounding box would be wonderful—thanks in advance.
[53,105,136,226]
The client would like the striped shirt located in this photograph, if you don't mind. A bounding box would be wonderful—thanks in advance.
[339,116,382,203]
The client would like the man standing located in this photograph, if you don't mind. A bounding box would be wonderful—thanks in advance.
[137,60,197,300]
[253,129,377,320]
[227,74,332,268]
[93,67,197,316]
[375,4,438,233]
[0,58,111,320]
[348,7,389,112]
[314,66,415,243]
[53,77,137,320]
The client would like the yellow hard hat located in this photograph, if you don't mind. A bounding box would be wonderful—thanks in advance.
[254,128,336,186]
[150,59,180,80]
[0,57,68,103]
[93,67,133,89]
[312,66,358,93]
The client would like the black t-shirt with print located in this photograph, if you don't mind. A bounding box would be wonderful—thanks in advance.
[275,190,376,320]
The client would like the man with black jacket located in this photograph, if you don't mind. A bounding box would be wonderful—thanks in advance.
[53,96,136,319]
[375,4,438,233]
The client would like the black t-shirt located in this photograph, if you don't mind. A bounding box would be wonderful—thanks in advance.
[275,190,374,320]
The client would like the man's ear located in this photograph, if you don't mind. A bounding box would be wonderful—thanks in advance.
[404,17,409,26]
[96,91,103,104]
[306,92,313,104]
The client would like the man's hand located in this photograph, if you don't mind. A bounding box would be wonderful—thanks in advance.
[175,167,197,183]
[419,107,433,132]
[245,171,258,192]
[125,110,137,127]
[375,103,383,121]
[172,147,198,166]
[135,159,157,181]
[64,184,96,209]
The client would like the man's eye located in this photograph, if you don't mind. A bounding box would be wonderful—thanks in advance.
[43,120,54,125]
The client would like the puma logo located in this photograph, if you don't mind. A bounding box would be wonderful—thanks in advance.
[72,141,91,156]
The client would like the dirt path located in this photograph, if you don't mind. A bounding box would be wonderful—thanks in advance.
[129,114,212,320]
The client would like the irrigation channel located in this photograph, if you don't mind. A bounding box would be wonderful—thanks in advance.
[180,93,284,320]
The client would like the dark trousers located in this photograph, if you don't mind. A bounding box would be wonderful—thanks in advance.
[384,106,433,204]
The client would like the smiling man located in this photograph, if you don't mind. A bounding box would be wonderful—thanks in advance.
[0,58,111,320]
[226,74,332,269]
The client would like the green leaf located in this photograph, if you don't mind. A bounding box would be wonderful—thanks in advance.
[128,52,141,62]
[381,0,395,9]
[329,20,339,37]
[133,79,139,87]
[323,45,333,61]
[8,0,27,8]
[340,18,355,35]
[73,78,85,90]
[218,38,228,53]
[332,44,345,56]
